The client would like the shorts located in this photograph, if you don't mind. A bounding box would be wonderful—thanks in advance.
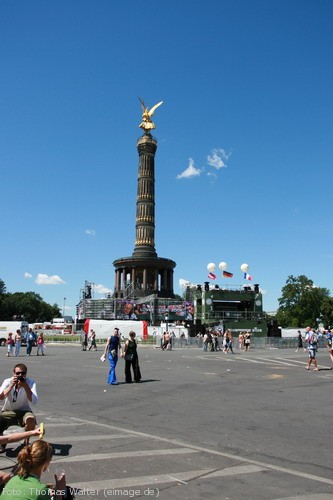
[0,410,36,433]
[308,348,316,359]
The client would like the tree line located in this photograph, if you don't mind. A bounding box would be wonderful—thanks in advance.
[0,279,60,324]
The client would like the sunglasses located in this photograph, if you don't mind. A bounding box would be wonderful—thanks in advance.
[15,371,26,376]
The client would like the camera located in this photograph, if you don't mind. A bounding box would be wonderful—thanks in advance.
[17,375,25,382]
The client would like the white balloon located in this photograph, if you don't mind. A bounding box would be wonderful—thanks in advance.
[240,263,249,273]
[218,262,227,271]
[207,263,216,272]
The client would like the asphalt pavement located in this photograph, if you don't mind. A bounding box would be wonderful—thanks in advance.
[0,343,332,500]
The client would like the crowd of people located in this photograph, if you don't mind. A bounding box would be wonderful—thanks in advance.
[198,330,252,353]
[5,329,45,358]
[80,330,98,351]
[197,326,333,371]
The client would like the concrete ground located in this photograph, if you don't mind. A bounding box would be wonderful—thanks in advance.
[0,344,332,499]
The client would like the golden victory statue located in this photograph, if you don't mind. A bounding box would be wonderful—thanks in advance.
[139,97,163,132]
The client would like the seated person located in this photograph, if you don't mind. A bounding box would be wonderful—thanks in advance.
[0,427,42,486]
[0,363,38,453]
[1,439,67,499]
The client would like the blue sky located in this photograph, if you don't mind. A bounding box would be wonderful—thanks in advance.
[1,0,332,316]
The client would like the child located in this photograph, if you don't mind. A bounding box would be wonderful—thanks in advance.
[37,332,45,356]
[6,333,15,357]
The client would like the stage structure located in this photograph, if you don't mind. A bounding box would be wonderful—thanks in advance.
[113,99,176,300]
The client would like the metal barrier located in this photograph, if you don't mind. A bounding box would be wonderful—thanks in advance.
[155,336,328,350]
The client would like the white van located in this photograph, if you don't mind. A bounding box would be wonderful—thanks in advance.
[0,321,29,346]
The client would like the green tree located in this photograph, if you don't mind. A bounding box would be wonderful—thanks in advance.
[276,275,330,328]
[0,290,60,323]
[320,297,333,329]
[0,279,6,294]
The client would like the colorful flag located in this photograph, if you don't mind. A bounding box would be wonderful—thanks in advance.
[208,272,216,280]
[223,271,233,278]
[243,272,252,281]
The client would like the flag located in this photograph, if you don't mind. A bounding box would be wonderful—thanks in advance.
[243,272,252,281]
[223,271,233,278]
[208,272,216,280]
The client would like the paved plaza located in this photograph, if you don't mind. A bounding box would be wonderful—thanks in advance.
[0,344,332,499]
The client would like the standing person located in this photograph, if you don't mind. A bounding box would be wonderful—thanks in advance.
[223,330,231,353]
[36,332,45,356]
[180,331,187,348]
[102,327,123,385]
[81,330,88,351]
[6,333,15,357]
[169,330,176,350]
[227,331,234,353]
[326,328,333,368]
[238,332,244,350]
[295,330,304,352]
[1,440,67,499]
[14,329,22,357]
[26,328,36,357]
[212,331,219,351]
[244,332,251,351]
[123,331,141,383]
[305,326,319,371]
[161,331,170,350]
[222,331,228,352]
[88,329,97,351]
[0,363,38,453]
[203,331,212,352]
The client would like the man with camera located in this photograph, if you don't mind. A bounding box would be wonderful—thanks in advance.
[0,363,38,453]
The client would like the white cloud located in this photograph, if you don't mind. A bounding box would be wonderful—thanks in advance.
[35,274,66,285]
[176,158,201,179]
[207,148,230,170]
[85,229,96,236]
[179,278,191,288]
[24,272,32,279]
[93,283,113,295]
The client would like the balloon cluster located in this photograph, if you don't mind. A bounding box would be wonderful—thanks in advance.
[179,262,252,290]
[207,262,249,272]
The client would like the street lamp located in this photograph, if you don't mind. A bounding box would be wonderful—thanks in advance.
[63,297,66,318]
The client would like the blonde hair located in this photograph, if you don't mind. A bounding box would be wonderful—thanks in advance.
[16,440,53,477]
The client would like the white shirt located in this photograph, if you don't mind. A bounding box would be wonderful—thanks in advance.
[0,377,38,412]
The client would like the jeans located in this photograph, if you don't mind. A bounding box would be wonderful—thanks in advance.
[27,340,34,356]
[15,341,21,356]
[107,353,118,384]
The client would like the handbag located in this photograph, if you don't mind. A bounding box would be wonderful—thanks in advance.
[125,353,134,361]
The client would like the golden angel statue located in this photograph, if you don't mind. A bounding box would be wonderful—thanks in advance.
[139,98,163,132]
